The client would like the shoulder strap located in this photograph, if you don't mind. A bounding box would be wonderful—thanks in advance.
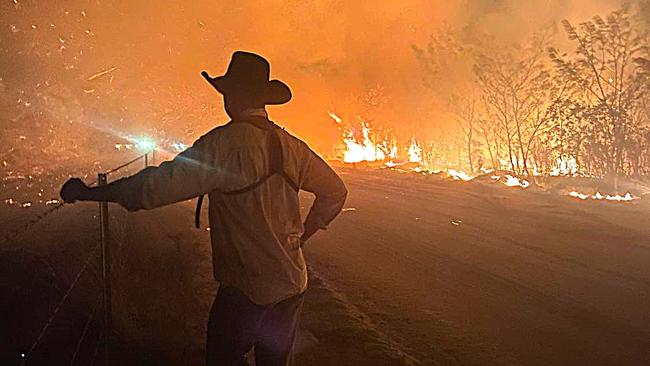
[194,119,298,228]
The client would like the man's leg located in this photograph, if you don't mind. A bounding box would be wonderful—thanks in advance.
[254,292,305,366]
[206,286,264,366]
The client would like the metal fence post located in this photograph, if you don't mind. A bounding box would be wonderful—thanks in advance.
[98,173,111,365]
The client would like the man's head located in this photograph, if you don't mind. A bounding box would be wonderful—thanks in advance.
[201,51,291,118]
[222,93,265,118]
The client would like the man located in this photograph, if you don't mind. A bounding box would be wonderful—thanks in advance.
[60,51,348,365]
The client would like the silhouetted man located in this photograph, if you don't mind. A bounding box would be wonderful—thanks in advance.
[60,51,348,366]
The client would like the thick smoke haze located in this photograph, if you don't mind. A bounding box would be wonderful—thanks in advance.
[0,0,636,155]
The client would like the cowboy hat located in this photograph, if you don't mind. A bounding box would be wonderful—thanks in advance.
[201,51,291,105]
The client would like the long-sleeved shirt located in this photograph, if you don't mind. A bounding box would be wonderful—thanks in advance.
[103,115,347,305]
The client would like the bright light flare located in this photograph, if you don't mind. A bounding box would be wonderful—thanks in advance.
[133,137,157,151]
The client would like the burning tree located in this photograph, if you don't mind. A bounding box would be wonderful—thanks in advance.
[473,30,569,176]
[548,5,650,176]
[413,29,483,172]
[413,5,649,178]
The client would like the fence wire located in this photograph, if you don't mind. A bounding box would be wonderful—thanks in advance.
[1,150,151,246]
[19,244,100,366]
[10,150,153,365]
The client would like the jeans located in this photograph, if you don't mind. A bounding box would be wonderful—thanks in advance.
[206,286,304,366]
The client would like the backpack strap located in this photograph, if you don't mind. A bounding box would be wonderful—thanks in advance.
[194,119,298,228]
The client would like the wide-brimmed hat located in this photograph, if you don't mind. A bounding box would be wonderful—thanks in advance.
[201,51,291,105]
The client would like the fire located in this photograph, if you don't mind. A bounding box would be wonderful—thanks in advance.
[447,169,473,181]
[550,156,578,176]
[503,175,530,188]
[569,191,637,202]
[342,124,385,163]
[408,139,422,163]
[328,111,387,163]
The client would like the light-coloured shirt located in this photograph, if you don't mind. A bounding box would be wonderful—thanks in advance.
[109,116,347,305]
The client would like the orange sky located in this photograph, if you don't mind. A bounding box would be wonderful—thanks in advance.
[1,0,630,154]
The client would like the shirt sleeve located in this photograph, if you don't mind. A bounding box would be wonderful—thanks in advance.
[300,150,348,231]
[107,133,224,211]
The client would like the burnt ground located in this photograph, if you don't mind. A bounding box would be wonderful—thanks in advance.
[2,167,650,365]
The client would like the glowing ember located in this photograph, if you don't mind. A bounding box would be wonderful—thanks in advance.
[87,66,117,81]
[569,191,637,202]
[447,169,473,181]
[569,191,590,200]
[327,111,342,124]
[503,175,530,188]
[45,199,61,205]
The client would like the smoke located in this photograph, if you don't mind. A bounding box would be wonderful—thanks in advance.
[0,0,636,156]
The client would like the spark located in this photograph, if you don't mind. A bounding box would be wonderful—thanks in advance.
[327,111,342,124]
[87,67,117,81]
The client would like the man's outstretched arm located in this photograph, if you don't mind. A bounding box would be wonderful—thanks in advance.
[300,152,348,244]
[60,135,221,211]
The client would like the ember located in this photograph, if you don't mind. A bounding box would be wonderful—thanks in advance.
[569,191,637,202]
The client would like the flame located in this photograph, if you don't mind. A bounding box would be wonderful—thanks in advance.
[342,124,385,163]
[550,156,578,176]
[328,111,387,163]
[569,191,637,202]
[447,169,473,181]
[503,175,530,188]
[408,139,422,163]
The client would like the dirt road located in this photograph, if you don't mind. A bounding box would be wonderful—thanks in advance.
[3,168,650,365]
[304,168,650,365]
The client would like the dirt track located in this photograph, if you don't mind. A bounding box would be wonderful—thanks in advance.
[3,168,650,365]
